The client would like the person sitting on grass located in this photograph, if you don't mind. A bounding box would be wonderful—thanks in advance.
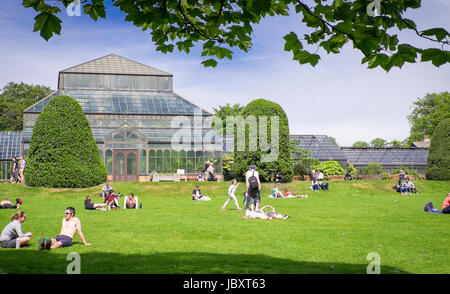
[104,191,120,209]
[0,198,22,209]
[221,179,242,211]
[124,193,139,209]
[0,211,32,249]
[403,178,418,195]
[84,195,109,211]
[442,193,450,214]
[38,207,91,251]
[272,186,284,198]
[192,185,210,201]
[101,181,114,198]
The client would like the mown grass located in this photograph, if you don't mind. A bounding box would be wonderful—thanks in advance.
[0,180,449,274]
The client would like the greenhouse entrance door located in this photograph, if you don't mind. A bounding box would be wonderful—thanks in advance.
[112,149,139,182]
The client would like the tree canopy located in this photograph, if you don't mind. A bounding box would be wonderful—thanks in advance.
[406,91,450,145]
[22,0,450,71]
[425,117,450,181]
[0,82,52,131]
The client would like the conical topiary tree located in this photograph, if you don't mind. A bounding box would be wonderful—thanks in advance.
[25,95,107,187]
[233,98,293,182]
[425,118,450,181]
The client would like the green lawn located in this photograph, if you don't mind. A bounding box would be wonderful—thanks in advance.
[0,180,449,274]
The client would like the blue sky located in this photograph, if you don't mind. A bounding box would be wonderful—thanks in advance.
[0,0,449,146]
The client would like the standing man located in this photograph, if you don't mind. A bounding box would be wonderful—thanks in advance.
[39,207,91,250]
[18,156,26,184]
[245,165,261,213]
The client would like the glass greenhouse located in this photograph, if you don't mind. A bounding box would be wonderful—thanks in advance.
[22,54,223,182]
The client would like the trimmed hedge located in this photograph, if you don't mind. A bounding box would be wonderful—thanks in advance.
[25,95,107,187]
[425,118,450,181]
[233,99,293,182]
[312,160,345,176]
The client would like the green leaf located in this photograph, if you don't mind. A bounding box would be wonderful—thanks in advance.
[22,0,42,10]
[293,50,321,66]
[421,49,450,67]
[83,2,106,21]
[421,28,450,42]
[33,12,62,41]
[201,59,218,67]
[283,32,303,52]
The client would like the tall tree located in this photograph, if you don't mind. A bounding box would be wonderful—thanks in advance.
[352,141,369,148]
[370,138,387,147]
[212,103,244,134]
[0,82,52,131]
[406,92,450,145]
[22,0,450,71]
[425,118,450,181]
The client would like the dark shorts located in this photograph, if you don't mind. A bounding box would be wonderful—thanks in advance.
[247,190,261,206]
[54,235,73,247]
[0,239,17,248]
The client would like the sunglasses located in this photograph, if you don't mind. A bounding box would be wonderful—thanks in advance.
[64,212,72,215]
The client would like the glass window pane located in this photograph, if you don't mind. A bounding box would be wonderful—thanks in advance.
[115,152,125,175]
[149,150,156,172]
[139,150,146,175]
[105,150,112,174]
[127,153,137,175]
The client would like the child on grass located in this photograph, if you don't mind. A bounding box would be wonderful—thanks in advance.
[221,179,242,211]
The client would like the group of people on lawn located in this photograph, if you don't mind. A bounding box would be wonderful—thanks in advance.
[9,156,26,184]
[393,170,419,195]
[2,166,449,251]
[0,181,140,250]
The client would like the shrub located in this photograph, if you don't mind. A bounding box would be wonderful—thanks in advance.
[382,172,390,180]
[312,161,345,176]
[359,162,383,175]
[425,118,450,181]
[233,99,293,182]
[25,95,107,188]
[347,164,358,177]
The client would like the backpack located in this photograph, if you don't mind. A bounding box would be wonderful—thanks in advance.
[248,171,259,192]
[424,202,433,212]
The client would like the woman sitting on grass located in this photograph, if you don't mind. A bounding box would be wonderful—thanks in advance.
[0,211,32,249]
[272,186,284,198]
[124,193,139,209]
[192,185,210,201]
[84,195,109,211]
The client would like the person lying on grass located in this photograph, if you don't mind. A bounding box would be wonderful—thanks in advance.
[283,190,308,198]
[84,195,109,211]
[243,205,289,220]
[0,211,32,249]
[38,207,91,251]
[0,197,22,209]
[192,185,210,201]
[442,193,450,214]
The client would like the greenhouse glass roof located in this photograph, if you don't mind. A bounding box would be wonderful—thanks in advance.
[0,131,22,160]
[290,135,347,161]
[341,147,429,166]
[24,90,210,116]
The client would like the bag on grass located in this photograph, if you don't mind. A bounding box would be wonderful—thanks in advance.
[424,202,433,212]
